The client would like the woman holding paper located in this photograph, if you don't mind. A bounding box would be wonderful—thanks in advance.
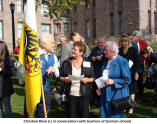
[119,34,139,115]
[60,41,95,118]
[96,41,131,118]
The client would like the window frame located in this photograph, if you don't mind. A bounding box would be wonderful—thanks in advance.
[41,24,51,34]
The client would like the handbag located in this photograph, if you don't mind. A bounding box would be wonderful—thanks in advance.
[111,85,135,114]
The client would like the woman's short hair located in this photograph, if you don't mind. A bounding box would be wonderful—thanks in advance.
[119,34,131,47]
[73,41,86,55]
[105,41,119,55]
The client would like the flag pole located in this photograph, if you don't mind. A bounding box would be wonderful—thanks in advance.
[38,36,47,118]
[40,74,47,118]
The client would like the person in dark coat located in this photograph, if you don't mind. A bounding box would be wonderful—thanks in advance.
[131,31,148,95]
[60,41,95,118]
[89,37,106,107]
[0,40,15,118]
[118,34,140,115]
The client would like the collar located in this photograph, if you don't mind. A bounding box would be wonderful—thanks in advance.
[39,48,51,56]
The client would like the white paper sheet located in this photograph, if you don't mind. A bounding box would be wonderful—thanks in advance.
[129,60,133,68]
[68,75,84,81]
[95,76,107,89]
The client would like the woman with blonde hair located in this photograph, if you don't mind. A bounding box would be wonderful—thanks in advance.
[118,34,140,115]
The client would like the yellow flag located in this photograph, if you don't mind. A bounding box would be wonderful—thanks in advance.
[19,0,41,118]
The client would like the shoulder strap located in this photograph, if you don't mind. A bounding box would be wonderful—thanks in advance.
[111,84,129,100]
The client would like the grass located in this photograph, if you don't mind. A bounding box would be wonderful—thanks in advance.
[4,77,157,118]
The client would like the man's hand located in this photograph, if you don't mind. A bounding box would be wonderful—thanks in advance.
[39,61,43,69]
[91,56,96,61]
[46,66,55,74]
[96,55,101,60]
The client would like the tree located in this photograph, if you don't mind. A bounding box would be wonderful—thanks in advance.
[23,0,91,19]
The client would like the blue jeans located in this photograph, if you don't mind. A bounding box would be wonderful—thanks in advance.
[0,96,12,118]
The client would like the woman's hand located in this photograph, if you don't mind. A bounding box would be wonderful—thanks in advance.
[81,78,89,84]
[104,79,114,86]
[135,72,139,81]
[96,89,101,96]
[64,77,71,83]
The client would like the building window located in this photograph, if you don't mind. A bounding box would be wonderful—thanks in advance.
[119,12,123,34]
[0,21,3,39]
[74,23,78,32]
[86,0,90,8]
[118,0,123,10]
[109,0,114,10]
[93,19,96,38]
[0,0,2,11]
[148,10,152,34]
[64,23,69,32]
[85,20,90,38]
[17,0,22,12]
[41,24,50,34]
[17,22,23,38]
[154,12,157,34]
[41,2,49,15]
[56,24,61,33]
[74,5,77,12]
[110,13,114,35]
[93,0,96,7]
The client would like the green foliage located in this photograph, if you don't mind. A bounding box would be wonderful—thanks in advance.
[48,0,85,19]
[23,0,89,19]
[8,77,157,118]
[151,42,157,52]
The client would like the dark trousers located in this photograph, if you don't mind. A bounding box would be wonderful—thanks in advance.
[69,95,89,118]
[0,96,12,118]
[137,74,144,95]
[24,89,51,118]
[34,89,51,118]
[92,82,99,106]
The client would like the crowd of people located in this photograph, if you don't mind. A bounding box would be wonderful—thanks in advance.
[0,30,157,118]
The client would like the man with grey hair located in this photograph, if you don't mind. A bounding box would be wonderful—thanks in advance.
[89,36,106,108]
[35,34,59,117]
[131,31,147,55]
[131,31,147,95]
[56,36,67,60]
[60,32,80,65]
[80,35,91,58]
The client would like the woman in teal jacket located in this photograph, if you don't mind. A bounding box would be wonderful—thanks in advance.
[97,41,131,118]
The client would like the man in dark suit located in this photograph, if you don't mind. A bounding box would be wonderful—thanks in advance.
[131,31,147,55]
[131,31,147,96]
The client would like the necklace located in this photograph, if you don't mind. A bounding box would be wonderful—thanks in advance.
[72,59,82,69]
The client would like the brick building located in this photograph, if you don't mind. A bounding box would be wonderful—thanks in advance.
[0,0,71,51]
[1,0,157,50]
[68,0,157,44]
